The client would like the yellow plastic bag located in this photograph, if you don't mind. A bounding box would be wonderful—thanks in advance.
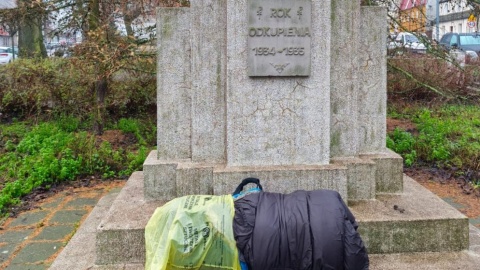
[145,195,241,270]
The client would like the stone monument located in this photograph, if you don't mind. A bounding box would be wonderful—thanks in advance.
[147,0,401,204]
[51,1,477,268]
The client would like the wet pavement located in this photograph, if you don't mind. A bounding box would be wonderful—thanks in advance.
[0,182,124,269]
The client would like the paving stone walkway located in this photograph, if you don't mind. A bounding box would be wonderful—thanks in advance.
[0,182,124,270]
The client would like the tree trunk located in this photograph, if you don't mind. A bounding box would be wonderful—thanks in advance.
[93,78,108,135]
[88,0,100,33]
[88,0,108,135]
[76,0,87,40]
[10,31,17,60]
[17,0,46,58]
[122,1,141,39]
[124,15,134,38]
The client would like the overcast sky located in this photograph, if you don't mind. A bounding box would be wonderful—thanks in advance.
[0,0,17,9]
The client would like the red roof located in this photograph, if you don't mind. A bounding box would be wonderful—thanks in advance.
[0,27,8,36]
[400,0,427,10]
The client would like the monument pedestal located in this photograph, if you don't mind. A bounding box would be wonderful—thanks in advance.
[90,150,468,265]
[50,170,479,270]
[142,149,402,203]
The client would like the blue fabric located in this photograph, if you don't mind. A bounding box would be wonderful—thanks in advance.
[240,261,249,270]
[232,187,262,200]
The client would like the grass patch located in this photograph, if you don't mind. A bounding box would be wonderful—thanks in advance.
[0,116,155,215]
[387,105,480,176]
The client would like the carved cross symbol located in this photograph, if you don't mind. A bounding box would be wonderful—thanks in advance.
[257,7,263,19]
[297,7,303,19]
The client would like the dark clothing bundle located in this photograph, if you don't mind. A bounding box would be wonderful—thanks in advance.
[232,190,369,270]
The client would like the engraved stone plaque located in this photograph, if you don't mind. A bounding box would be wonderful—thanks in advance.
[248,0,311,77]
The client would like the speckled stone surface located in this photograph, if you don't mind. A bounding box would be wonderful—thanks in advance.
[351,176,469,254]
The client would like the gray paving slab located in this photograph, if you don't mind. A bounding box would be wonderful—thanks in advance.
[0,182,123,269]
[442,197,467,209]
[0,243,18,263]
[49,209,87,224]
[6,263,48,270]
[10,242,63,264]
[8,211,49,227]
[470,216,480,226]
[33,225,75,241]
[64,197,99,209]
[40,197,63,209]
[0,229,35,243]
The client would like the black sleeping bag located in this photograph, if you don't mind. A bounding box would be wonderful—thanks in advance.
[233,190,369,270]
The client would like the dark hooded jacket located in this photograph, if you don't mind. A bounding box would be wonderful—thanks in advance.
[233,190,369,270]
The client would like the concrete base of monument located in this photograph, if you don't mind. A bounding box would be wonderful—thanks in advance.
[50,172,480,270]
[143,150,404,203]
[351,176,469,254]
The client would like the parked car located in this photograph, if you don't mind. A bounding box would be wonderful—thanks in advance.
[0,47,16,65]
[439,32,480,64]
[388,32,427,55]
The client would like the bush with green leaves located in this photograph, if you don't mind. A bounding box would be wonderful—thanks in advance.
[114,118,156,146]
[387,128,417,167]
[0,122,82,211]
[0,117,154,214]
[388,105,480,172]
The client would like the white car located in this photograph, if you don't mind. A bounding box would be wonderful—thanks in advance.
[388,32,427,55]
[0,46,16,65]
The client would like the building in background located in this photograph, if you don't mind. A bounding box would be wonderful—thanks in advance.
[399,0,428,33]
[0,0,18,47]
[425,0,477,41]
[0,26,10,47]
[0,0,16,9]
[437,0,476,40]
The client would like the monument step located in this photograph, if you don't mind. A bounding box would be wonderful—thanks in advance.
[95,171,162,265]
[90,172,470,266]
[49,173,480,270]
[143,150,350,202]
[351,175,469,254]
[143,150,404,203]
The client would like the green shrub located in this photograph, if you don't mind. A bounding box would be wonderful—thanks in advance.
[387,128,417,166]
[414,109,452,164]
[389,105,480,172]
[119,146,149,177]
[0,119,154,214]
[0,123,82,211]
[117,118,156,146]
[56,115,82,132]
